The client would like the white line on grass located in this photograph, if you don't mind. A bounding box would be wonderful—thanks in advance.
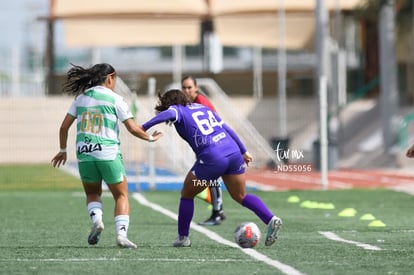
[2,258,255,263]
[319,231,382,251]
[132,193,305,275]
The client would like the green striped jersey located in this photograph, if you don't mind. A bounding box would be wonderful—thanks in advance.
[67,86,133,161]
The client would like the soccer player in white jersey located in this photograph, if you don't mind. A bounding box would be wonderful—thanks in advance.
[51,63,162,248]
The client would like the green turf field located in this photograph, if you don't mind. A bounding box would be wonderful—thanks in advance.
[1,164,413,275]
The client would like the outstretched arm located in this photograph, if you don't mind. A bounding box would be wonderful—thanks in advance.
[123,118,162,142]
[142,109,177,131]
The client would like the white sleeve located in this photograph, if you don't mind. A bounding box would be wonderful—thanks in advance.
[116,96,133,122]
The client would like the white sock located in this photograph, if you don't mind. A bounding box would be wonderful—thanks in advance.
[115,215,130,237]
[87,202,103,224]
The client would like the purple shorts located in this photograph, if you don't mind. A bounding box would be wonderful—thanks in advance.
[191,152,246,181]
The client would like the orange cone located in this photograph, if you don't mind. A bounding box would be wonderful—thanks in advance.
[196,187,212,204]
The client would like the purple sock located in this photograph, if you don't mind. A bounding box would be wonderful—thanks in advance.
[178,197,194,237]
[241,194,274,224]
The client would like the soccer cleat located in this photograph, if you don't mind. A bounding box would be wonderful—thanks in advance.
[265,216,282,246]
[198,211,226,226]
[116,235,137,249]
[173,236,191,247]
[198,215,221,226]
[219,211,226,221]
[88,220,104,245]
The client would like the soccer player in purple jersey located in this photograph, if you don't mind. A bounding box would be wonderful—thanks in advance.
[142,89,282,247]
[182,75,226,226]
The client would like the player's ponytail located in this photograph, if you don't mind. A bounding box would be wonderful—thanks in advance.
[62,63,116,96]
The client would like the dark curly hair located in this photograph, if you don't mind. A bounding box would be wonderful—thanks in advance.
[154,89,191,113]
[62,63,116,96]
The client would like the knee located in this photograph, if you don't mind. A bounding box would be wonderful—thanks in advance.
[230,193,245,204]
[181,189,197,199]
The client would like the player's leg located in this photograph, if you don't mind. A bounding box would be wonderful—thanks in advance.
[105,177,137,248]
[79,161,105,245]
[211,185,225,219]
[82,181,105,245]
[100,155,136,248]
[174,170,208,247]
[196,159,227,226]
[222,152,283,246]
[222,173,283,246]
[198,185,225,226]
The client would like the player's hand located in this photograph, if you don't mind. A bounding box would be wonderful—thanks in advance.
[406,144,414,158]
[150,130,163,142]
[243,151,253,166]
[51,152,67,168]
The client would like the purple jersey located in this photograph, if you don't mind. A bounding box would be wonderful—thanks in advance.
[142,103,247,159]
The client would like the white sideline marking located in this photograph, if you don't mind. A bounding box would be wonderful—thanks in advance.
[132,193,305,275]
[2,258,254,263]
[319,231,382,251]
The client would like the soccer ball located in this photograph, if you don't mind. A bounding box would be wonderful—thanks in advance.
[234,222,261,248]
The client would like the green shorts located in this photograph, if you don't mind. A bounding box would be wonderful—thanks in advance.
[78,154,126,184]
